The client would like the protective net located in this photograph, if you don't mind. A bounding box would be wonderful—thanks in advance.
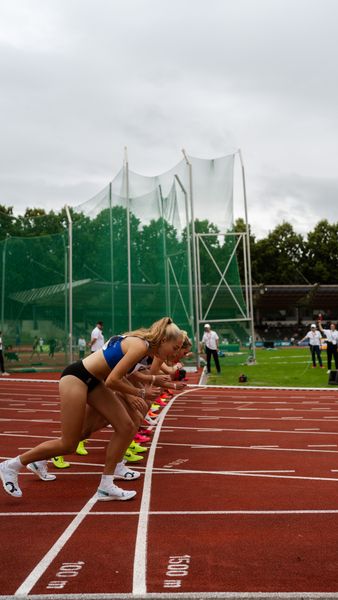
[0,152,252,370]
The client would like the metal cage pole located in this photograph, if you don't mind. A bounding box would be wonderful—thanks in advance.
[109,182,115,334]
[65,205,73,363]
[238,149,256,362]
[174,174,194,340]
[62,234,68,361]
[158,185,171,315]
[181,149,200,364]
[124,147,132,330]
[1,234,10,333]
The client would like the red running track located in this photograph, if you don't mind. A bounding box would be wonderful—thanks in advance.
[1,377,338,599]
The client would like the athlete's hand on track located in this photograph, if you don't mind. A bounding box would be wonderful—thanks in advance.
[154,374,171,387]
[170,381,186,391]
[144,385,161,400]
[127,396,148,413]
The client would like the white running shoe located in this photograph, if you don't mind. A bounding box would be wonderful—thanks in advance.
[144,414,158,426]
[0,460,22,497]
[114,462,141,480]
[96,483,137,501]
[27,460,56,481]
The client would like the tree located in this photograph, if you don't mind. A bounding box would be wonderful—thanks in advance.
[304,220,338,284]
[251,222,305,284]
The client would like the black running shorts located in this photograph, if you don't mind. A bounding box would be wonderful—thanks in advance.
[60,360,101,391]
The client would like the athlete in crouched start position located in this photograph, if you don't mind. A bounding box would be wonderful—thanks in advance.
[0,317,183,501]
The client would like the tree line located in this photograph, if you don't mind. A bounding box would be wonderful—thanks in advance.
[0,204,336,287]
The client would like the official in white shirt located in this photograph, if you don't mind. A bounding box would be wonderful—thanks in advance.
[318,321,338,372]
[90,321,104,353]
[200,324,221,374]
[299,324,323,369]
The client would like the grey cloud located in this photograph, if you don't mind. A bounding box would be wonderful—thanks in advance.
[0,0,338,237]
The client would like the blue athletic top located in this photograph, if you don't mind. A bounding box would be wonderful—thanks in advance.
[102,335,149,370]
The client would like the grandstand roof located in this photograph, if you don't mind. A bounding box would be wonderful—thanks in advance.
[253,284,338,310]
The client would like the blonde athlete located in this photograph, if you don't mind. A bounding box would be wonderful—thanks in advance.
[0,317,183,501]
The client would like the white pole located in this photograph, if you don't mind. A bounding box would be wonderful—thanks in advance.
[1,235,9,333]
[181,149,200,363]
[109,182,115,334]
[124,147,132,330]
[174,174,194,339]
[158,185,170,315]
[238,149,256,362]
[65,205,73,362]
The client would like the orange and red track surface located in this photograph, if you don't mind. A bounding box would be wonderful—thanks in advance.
[1,374,338,600]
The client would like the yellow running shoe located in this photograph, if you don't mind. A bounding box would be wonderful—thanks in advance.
[129,441,148,453]
[52,456,70,469]
[76,440,88,455]
[124,449,143,462]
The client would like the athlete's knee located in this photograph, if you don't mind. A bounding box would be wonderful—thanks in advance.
[119,417,136,438]
[61,439,79,454]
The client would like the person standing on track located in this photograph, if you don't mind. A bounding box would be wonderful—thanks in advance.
[90,320,104,352]
[317,320,338,373]
[200,324,221,374]
[0,317,183,501]
[0,332,9,376]
[298,323,324,369]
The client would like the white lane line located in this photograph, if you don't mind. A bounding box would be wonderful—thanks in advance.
[7,508,338,517]
[3,431,28,435]
[14,495,97,596]
[159,467,338,483]
[250,445,280,448]
[294,428,320,431]
[308,445,337,447]
[132,387,196,595]
[197,428,223,432]
[159,441,338,454]
[132,394,172,594]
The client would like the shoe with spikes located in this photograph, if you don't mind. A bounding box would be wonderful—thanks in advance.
[97,483,137,501]
[0,460,22,498]
[129,441,148,453]
[114,462,141,480]
[124,449,143,462]
[52,456,70,469]
[27,460,56,481]
[76,440,88,455]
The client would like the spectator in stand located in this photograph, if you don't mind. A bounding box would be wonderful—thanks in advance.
[317,320,338,373]
[30,336,40,360]
[200,324,221,374]
[0,332,9,376]
[78,335,87,359]
[90,321,104,353]
[299,324,324,369]
[48,338,56,358]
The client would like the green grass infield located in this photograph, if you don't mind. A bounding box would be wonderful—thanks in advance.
[206,346,337,388]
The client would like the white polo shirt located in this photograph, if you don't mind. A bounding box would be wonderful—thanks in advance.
[91,326,104,352]
[202,330,219,350]
[305,330,322,346]
[322,328,338,345]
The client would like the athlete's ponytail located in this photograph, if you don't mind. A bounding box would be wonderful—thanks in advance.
[123,316,182,349]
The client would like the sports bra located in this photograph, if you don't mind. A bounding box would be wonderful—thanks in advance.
[102,335,149,370]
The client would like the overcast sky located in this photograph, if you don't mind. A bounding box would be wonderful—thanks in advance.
[0,0,337,238]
